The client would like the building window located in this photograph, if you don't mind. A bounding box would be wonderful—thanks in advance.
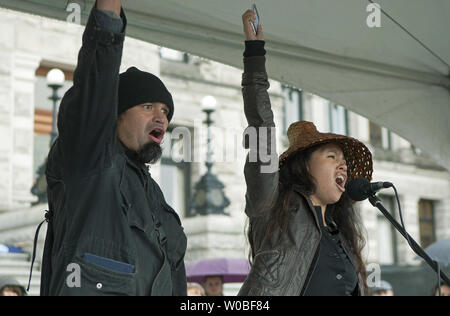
[282,86,302,133]
[159,127,193,218]
[369,121,391,150]
[329,103,348,135]
[376,194,398,264]
[418,199,436,249]
[159,47,189,63]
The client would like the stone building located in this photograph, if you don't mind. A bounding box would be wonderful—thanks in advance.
[0,8,448,295]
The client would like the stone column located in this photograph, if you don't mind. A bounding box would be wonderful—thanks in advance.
[359,200,379,264]
[0,51,40,212]
[396,195,420,265]
[0,49,14,212]
[434,198,450,241]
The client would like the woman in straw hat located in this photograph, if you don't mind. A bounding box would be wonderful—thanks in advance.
[238,9,373,296]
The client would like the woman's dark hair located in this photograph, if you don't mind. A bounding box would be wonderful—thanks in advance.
[247,143,368,291]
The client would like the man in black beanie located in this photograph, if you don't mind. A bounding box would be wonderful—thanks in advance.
[39,0,187,296]
[117,66,174,164]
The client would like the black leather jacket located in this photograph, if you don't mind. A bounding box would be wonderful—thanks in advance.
[237,56,365,296]
[40,6,187,296]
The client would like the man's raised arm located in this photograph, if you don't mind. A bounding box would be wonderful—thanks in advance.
[54,0,125,174]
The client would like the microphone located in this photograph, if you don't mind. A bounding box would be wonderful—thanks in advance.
[345,178,393,201]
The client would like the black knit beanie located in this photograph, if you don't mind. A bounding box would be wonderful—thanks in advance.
[118,67,174,122]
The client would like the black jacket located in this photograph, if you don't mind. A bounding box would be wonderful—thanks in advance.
[40,7,187,296]
[237,56,365,296]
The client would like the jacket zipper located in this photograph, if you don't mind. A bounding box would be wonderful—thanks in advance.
[299,239,321,296]
[338,235,362,295]
[298,202,323,296]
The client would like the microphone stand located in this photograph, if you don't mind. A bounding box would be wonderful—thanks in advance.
[368,194,450,286]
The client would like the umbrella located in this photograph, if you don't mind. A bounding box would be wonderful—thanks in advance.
[422,239,450,266]
[186,258,251,283]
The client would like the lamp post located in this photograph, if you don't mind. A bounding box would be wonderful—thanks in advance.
[190,96,230,216]
[46,68,65,145]
[31,68,65,205]
[202,95,216,173]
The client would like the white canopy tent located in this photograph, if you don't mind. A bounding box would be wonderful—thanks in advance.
[1,0,449,170]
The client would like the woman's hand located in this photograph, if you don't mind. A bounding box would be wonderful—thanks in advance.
[242,9,264,41]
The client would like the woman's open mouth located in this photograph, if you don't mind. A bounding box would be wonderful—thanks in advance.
[335,174,346,192]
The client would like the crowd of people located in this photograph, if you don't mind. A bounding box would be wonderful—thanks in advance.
[187,276,224,297]
[3,273,449,296]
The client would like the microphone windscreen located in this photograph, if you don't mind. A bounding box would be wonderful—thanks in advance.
[345,178,370,201]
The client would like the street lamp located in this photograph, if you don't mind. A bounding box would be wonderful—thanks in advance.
[31,68,65,205]
[46,68,65,145]
[201,95,217,173]
[190,96,230,216]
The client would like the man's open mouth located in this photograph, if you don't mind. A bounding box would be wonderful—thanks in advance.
[148,128,164,144]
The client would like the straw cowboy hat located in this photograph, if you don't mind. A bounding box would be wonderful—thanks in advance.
[279,121,373,182]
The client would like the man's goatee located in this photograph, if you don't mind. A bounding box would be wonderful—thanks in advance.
[137,142,162,164]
